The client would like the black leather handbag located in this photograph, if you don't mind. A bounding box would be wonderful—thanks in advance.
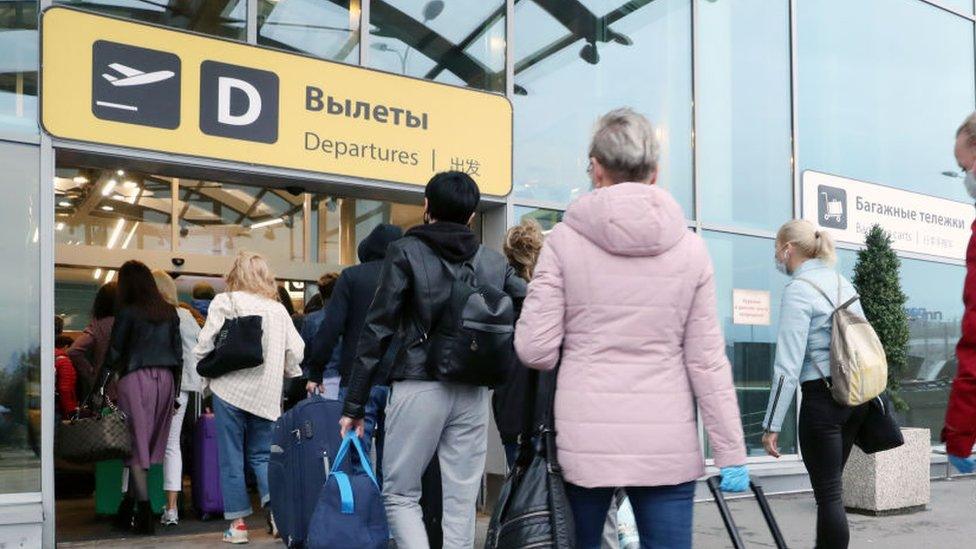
[485,366,576,549]
[855,393,904,454]
[55,375,131,463]
[196,295,265,379]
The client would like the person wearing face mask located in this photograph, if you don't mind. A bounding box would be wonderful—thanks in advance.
[942,113,976,474]
[761,220,869,549]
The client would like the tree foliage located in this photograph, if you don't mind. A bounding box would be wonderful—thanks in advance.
[852,225,911,410]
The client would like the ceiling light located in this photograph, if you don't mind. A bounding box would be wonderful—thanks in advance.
[58,200,71,207]
[93,268,102,280]
[104,270,117,283]
[101,205,114,211]
[56,222,65,231]
[106,218,125,249]
[123,180,138,189]
[113,194,125,201]
[101,179,118,196]
[250,218,285,230]
[73,176,89,184]
[121,222,140,249]
[116,170,125,176]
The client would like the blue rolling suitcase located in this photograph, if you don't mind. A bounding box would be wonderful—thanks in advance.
[269,395,344,548]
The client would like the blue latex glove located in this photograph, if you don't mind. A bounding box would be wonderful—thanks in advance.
[949,455,976,474]
[720,465,750,493]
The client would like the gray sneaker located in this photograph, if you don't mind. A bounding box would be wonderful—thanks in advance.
[160,508,179,526]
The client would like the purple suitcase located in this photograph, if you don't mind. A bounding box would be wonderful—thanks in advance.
[193,414,224,520]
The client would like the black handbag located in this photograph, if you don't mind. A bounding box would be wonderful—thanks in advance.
[855,393,904,454]
[196,295,264,379]
[55,374,131,463]
[485,366,576,549]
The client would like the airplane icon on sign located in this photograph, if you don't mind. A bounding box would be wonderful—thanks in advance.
[96,63,176,112]
[102,63,175,87]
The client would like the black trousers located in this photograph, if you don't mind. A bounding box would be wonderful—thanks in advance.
[798,380,869,549]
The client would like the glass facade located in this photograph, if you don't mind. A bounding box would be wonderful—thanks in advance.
[258,0,360,62]
[0,0,38,141]
[367,0,506,92]
[512,0,693,215]
[55,0,247,39]
[10,2,976,531]
[797,0,976,203]
[0,142,40,494]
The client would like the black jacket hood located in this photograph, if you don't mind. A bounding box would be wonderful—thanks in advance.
[405,222,479,263]
[358,223,404,263]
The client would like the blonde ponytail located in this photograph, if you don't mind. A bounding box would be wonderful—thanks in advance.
[776,219,837,266]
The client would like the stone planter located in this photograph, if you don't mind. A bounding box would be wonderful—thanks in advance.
[842,427,930,515]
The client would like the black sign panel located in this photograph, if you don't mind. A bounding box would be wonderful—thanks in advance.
[91,40,181,129]
[199,61,279,144]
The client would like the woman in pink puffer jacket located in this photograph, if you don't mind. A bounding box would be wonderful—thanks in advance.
[515,108,748,549]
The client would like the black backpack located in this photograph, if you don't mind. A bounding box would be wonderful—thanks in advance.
[426,248,516,387]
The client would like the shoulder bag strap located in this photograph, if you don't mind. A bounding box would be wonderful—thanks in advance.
[792,277,836,386]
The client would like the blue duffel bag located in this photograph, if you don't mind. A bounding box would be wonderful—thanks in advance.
[307,431,389,549]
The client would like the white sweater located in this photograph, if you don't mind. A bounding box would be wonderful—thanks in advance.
[193,291,304,421]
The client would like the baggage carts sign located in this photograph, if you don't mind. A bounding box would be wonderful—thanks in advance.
[802,171,974,261]
[41,7,513,196]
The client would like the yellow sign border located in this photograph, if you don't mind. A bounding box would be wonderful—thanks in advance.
[41,6,513,196]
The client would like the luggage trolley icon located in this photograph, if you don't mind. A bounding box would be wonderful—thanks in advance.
[821,192,844,223]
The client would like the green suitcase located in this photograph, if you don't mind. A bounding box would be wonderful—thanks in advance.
[94,460,166,515]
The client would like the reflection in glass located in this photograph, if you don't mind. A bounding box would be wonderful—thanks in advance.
[258,0,360,63]
[0,142,40,493]
[311,195,424,265]
[55,0,247,39]
[178,181,304,265]
[838,250,965,444]
[513,0,692,215]
[368,0,506,92]
[798,0,975,203]
[939,0,973,14]
[515,206,563,232]
[55,166,173,257]
[704,231,796,457]
[0,1,38,140]
[697,0,792,231]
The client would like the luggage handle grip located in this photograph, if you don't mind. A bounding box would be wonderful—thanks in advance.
[706,476,788,549]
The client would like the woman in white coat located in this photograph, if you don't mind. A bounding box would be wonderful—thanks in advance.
[152,269,203,526]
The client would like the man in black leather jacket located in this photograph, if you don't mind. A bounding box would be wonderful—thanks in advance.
[339,172,526,548]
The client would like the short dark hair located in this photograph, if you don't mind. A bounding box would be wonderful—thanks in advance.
[91,282,118,320]
[55,334,73,349]
[425,171,480,224]
[192,281,216,300]
[318,272,340,299]
[55,315,64,336]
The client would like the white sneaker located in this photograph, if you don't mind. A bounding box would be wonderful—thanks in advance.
[160,508,179,526]
[222,522,249,544]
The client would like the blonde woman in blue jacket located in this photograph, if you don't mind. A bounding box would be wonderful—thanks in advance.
[761,220,870,549]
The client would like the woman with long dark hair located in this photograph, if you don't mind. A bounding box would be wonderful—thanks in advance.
[102,260,181,536]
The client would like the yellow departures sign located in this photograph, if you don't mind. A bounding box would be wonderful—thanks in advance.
[41,7,513,196]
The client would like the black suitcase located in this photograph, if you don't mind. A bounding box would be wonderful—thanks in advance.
[706,476,788,549]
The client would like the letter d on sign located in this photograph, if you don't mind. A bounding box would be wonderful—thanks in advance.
[200,60,279,143]
[218,77,262,126]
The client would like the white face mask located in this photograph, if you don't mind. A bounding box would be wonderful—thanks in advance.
[775,245,790,275]
[964,169,976,200]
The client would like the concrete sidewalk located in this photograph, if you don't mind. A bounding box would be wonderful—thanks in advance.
[59,477,976,548]
[693,477,976,548]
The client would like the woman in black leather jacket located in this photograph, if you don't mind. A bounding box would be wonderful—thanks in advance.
[102,260,181,536]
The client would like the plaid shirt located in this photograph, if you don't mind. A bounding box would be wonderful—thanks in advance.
[194,291,304,421]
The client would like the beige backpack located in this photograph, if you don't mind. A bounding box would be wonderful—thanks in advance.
[797,275,888,407]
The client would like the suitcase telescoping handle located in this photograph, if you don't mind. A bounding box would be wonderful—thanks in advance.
[705,476,788,549]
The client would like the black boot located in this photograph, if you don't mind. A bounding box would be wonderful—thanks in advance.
[111,495,134,531]
[132,501,155,536]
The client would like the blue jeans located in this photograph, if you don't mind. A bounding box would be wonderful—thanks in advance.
[566,481,696,549]
[338,385,389,482]
[212,395,274,520]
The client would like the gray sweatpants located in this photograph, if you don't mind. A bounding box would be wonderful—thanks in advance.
[382,380,489,549]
